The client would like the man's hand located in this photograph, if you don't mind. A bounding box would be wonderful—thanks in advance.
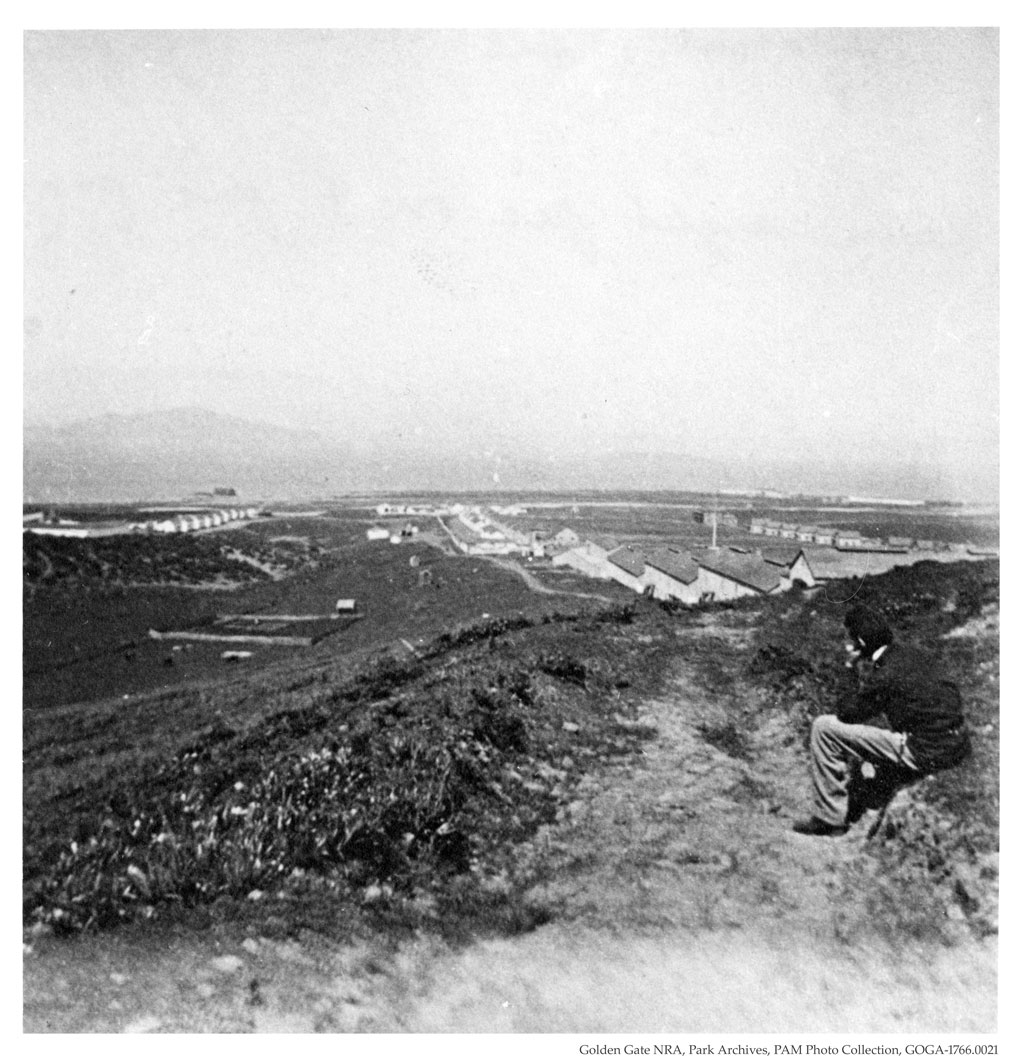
[844,640,860,669]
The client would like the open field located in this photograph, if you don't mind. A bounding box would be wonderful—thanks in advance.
[499,501,999,551]
[23,539,559,710]
[23,498,996,712]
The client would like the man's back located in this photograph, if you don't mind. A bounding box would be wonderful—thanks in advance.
[838,641,969,771]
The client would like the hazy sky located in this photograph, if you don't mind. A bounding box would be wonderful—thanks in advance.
[24,28,998,487]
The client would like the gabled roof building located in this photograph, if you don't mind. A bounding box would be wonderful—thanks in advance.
[695,549,783,600]
[606,545,648,592]
[761,547,816,589]
[552,540,617,579]
[643,547,701,603]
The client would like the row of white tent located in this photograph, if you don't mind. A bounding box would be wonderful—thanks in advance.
[148,507,259,533]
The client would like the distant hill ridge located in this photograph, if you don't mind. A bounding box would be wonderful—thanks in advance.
[23,407,981,503]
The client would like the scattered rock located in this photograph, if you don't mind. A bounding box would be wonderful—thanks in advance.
[196,982,216,999]
[242,938,260,955]
[109,972,128,986]
[247,889,265,901]
[562,721,580,733]
[210,955,244,974]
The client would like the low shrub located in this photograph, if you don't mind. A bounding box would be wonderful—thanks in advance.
[23,629,653,936]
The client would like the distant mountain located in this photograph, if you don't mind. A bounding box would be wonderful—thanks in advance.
[23,408,351,503]
[22,408,990,503]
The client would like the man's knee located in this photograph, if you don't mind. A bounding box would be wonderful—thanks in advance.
[811,714,841,744]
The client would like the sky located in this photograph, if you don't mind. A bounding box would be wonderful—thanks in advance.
[23,28,999,494]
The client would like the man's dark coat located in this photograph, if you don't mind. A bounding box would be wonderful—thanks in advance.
[836,642,970,772]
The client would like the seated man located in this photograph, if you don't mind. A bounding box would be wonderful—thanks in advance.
[793,603,971,837]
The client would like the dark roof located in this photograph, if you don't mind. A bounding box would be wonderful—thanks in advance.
[607,545,647,578]
[588,534,620,553]
[645,546,699,584]
[761,547,806,569]
[696,550,781,594]
[802,548,918,579]
[836,542,906,553]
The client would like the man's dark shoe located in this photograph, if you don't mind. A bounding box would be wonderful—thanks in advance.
[792,817,848,837]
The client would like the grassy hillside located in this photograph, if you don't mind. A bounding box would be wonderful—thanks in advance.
[24,528,591,710]
[24,559,998,952]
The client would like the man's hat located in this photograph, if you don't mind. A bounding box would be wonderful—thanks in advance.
[843,604,893,657]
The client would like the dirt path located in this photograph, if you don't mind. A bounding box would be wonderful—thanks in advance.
[23,631,996,1033]
[222,547,286,581]
[480,555,617,602]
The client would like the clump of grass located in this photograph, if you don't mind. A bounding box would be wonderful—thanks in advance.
[536,653,589,687]
[26,677,534,932]
[698,721,750,760]
[24,612,662,937]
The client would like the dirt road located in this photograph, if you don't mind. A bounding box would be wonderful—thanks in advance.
[23,631,996,1033]
[480,555,617,602]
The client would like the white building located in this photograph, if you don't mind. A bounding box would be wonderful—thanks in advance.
[552,540,615,579]
[605,546,647,592]
[694,550,784,601]
[642,547,701,604]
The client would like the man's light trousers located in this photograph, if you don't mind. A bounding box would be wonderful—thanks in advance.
[809,713,920,826]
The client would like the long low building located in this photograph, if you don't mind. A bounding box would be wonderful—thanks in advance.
[553,539,811,603]
[694,549,784,600]
[759,546,816,589]
[605,545,648,592]
[552,538,620,578]
[800,546,990,581]
[643,546,701,603]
